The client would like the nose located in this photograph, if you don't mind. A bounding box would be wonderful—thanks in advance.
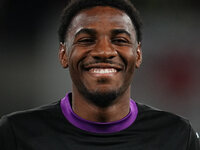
[90,37,117,59]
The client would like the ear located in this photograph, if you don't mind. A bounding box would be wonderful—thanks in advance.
[59,42,68,68]
[135,42,142,68]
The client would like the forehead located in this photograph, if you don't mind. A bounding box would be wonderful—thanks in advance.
[68,6,135,35]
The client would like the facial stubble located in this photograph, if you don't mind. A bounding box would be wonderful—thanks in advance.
[75,76,130,108]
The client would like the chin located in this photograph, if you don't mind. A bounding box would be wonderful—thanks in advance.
[78,84,125,108]
[84,90,118,108]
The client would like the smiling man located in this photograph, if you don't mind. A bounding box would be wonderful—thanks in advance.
[0,0,199,149]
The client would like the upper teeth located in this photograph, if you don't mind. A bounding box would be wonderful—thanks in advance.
[90,68,117,74]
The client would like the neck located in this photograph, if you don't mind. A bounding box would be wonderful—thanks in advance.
[71,86,131,122]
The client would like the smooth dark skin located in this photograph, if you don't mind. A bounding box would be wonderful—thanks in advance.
[59,6,142,122]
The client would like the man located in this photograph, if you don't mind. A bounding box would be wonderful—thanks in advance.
[0,0,199,149]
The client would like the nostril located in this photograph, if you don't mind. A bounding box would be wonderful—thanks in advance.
[93,56,100,59]
[108,56,115,59]
[91,48,118,59]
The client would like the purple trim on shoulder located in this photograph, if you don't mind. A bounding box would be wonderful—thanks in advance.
[60,92,138,133]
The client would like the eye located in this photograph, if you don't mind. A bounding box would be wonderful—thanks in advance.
[111,38,130,45]
[77,38,95,45]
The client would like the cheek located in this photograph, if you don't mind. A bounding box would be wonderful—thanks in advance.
[118,48,137,68]
[127,54,137,68]
[127,55,137,76]
[68,48,84,71]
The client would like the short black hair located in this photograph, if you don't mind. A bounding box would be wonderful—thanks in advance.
[58,0,142,43]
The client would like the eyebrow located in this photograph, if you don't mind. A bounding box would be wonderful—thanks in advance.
[74,28,131,38]
[111,29,131,38]
[75,28,97,38]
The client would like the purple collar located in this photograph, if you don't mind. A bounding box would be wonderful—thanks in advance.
[60,92,138,134]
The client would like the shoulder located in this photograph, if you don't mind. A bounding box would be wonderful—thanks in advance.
[134,102,200,149]
[136,102,189,124]
[0,101,65,149]
[128,102,200,149]
[0,101,62,127]
[135,102,191,134]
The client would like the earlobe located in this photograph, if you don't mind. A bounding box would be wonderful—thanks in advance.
[135,42,142,68]
[59,43,68,68]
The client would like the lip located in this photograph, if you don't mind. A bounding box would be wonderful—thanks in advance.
[83,63,123,71]
[81,63,124,78]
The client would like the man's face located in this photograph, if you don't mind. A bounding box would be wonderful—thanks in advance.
[62,6,142,107]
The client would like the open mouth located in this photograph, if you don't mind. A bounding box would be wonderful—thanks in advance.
[82,63,123,76]
[89,68,117,74]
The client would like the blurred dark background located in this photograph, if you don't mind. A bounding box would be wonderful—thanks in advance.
[0,0,199,132]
